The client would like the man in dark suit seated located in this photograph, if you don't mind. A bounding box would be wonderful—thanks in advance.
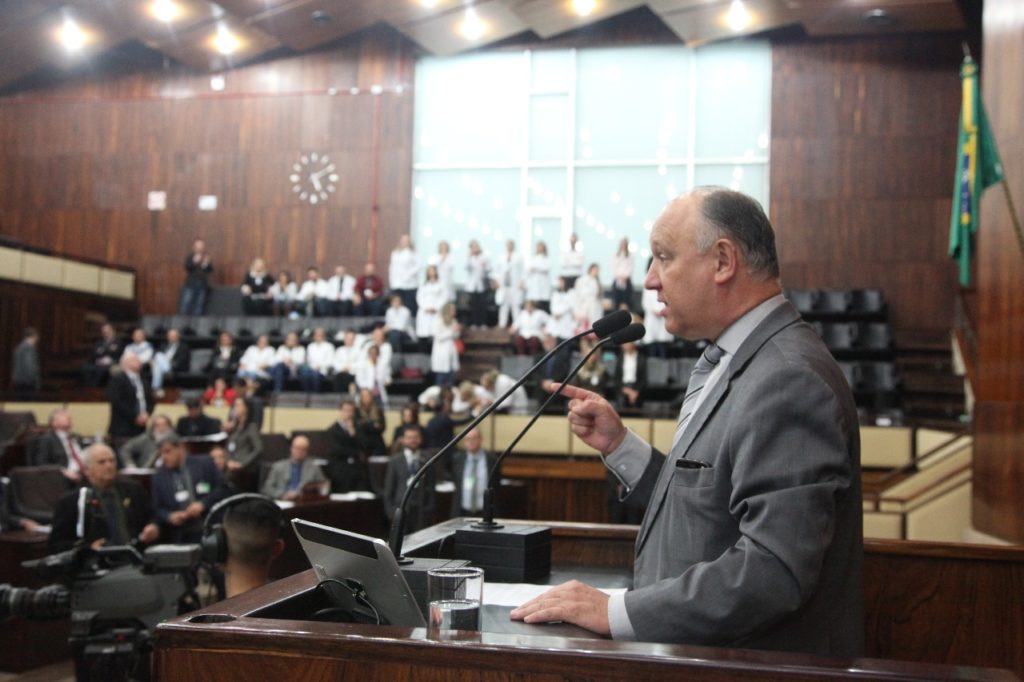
[29,408,86,485]
[383,424,435,533]
[511,188,863,657]
[151,434,229,543]
[49,443,160,552]
[448,427,499,518]
[83,323,121,387]
[151,327,190,397]
[176,398,222,438]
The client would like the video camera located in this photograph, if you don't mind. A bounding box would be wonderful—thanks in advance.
[0,543,201,682]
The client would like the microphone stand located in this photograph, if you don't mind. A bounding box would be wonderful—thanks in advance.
[473,335,614,530]
[387,319,626,562]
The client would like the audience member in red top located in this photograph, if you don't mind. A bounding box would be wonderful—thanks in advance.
[202,377,237,407]
[355,262,386,316]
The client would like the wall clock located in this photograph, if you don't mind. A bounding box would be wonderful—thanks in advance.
[289,152,338,204]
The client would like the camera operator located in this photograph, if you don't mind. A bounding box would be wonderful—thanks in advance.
[50,443,160,553]
[153,434,229,543]
[221,498,284,599]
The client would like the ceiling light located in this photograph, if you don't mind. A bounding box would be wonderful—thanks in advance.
[58,17,87,51]
[151,0,180,23]
[459,7,486,41]
[213,26,240,55]
[862,8,895,27]
[725,0,752,32]
[571,0,597,17]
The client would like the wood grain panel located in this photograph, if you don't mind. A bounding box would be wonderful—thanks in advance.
[770,35,964,343]
[0,27,414,313]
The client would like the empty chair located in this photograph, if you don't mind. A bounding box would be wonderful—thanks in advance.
[819,322,859,351]
[500,355,535,379]
[859,362,901,393]
[836,361,861,389]
[785,289,820,314]
[191,316,222,339]
[188,348,214,374]
[859,322,894,351]
[167,315,195,336]
[141,315,166,337]
[7,465,69,524]
[851,289,887,315]
[260,433,291,463]
[220,317,245,336]
[646,358,673,387]
[816,289,853,314]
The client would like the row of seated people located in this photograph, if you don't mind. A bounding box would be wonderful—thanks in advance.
[4,393,502,547]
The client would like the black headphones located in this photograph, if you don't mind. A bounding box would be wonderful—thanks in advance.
[200,493,282,565]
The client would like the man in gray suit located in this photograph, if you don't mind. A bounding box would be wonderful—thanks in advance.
[261,435,326,501]
[511,188,863,657]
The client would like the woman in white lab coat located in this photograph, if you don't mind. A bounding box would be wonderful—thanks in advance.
[524,241,552,312]
[416,265,446,353]
[431,302,461,387]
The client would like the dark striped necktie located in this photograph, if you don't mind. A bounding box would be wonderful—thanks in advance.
[671,344,725,451]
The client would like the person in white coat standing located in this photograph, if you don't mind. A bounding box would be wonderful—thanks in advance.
[525,241,552,312]
[494,239,525,329]
[389,235,421,316]
[465,240,491,328]
[431,302,461,387]
[416,265,446,353]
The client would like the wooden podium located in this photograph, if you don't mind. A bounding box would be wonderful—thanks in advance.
[154,520,1022,681]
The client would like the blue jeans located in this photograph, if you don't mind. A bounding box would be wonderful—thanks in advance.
[179,285,208,316]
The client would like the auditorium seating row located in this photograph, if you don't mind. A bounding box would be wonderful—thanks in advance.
[140,314,385,345]
[783,288,887,319]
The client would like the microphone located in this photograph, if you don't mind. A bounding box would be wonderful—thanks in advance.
[473,322,646,529]
[386,309,632,561]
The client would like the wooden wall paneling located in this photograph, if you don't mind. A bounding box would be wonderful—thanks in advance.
[971,0,1024,542]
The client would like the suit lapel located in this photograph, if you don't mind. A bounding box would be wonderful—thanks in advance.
[634,302,803,556]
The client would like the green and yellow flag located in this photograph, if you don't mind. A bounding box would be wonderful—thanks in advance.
[948,57,1004,287]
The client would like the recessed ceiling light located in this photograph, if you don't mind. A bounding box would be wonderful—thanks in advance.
[58,17,88,51]
[725,0,752,32]
[572,0,597,17]
[862,8,895,27]
[213,26,240,55]
[151,0,180,23]
[459,7,486,41]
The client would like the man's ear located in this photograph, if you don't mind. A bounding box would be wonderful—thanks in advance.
[713,239,739,283]
[271,538,286,560]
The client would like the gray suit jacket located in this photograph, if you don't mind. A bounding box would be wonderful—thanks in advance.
[618,301,863,656]
[261,458,326,500]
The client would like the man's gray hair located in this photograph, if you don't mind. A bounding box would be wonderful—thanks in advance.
[82,442,115,467]
[692,187,780,279]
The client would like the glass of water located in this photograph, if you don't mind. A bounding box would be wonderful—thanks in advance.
[427,566,484,631]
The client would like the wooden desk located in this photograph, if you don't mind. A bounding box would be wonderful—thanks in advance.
[155,521,1021,681]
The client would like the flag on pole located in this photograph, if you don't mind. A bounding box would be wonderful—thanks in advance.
[948,57,1004,287]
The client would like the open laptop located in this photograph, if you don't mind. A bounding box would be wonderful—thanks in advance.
[291,519,426,627]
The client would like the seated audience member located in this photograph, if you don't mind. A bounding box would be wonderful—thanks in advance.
[206,332,241,382]
[356,388,388,455]
[390,402,420,453]
[383,424,435,532]
[331,329,360,394]
[262,435,327,501]
[49,443,160,553]
[296,266,330,318]
[269,270,298,318]
[11,327,40,399]
[327,265,356,317]
[209,445,229,476]
[324,400,371,493]
[176,398,223,437]
[361,326,394,370]
[355,262,386,316]
[224,397,263,490]
[1,479,40,532]
[354,344,390,404]
[121,414,176,468]
[106,351,154,453]
[29,408,86,483]
[123,327,154,368]
[202,376,237,408]
[449,428,499,518]
[221,497,285,598]
[241,257,273,316]
[151,327,190,397]
[84,322,121,386]
[152,434,229,543]
[614,339,647,409]
[511,300,550,356]
[304,327,335,393]
[384,294,416,352]
[238,335,275,383]
[478,369,529,413]
[270,331,306,393]
[416,265,445,353]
